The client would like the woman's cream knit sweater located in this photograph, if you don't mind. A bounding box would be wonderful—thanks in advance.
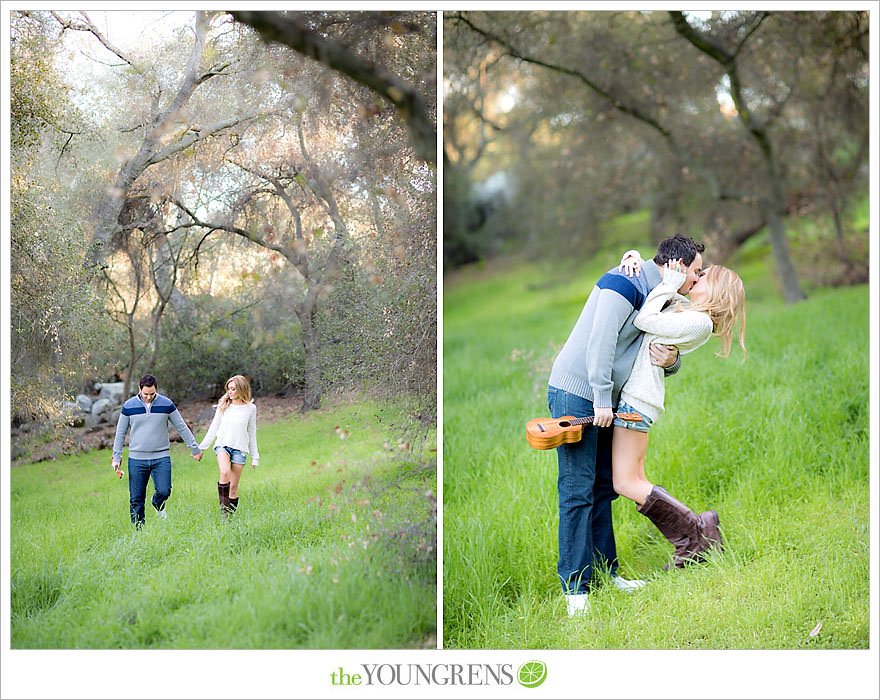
[619,269,712,423]
[198,401,260,466]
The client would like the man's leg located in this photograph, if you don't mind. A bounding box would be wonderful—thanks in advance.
[150,456,172,513]
[550,387,599,595]
[591,423,619,576]
[128,458,150,527]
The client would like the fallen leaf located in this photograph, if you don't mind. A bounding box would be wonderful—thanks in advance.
[809,621,822,637]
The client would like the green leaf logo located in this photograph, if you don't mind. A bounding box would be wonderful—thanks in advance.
[517,660,547,688]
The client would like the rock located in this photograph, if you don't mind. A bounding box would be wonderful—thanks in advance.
[84,414,104,430]
[76,394,93,412]
[110,409,121,426]
[96,382,125,404]
[91,398,113,418]
[11,442,28,461]
[197,405,216,422]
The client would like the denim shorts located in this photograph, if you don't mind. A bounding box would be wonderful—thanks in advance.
[613,400,654,433]
[214,445,247,465]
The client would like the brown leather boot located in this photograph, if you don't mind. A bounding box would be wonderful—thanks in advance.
[638,485,722,568]
[228,497,238,514]
[218,481,231,515]
[696,510,723,554]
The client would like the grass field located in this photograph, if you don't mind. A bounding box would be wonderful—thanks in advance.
[11,398,436,649]
[442,238,870,649]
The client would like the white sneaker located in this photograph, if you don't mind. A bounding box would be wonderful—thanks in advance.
[156,507,167,520]
[566,593,590,617]
[611,574,646,592]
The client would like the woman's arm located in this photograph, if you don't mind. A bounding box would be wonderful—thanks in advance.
[634,270,712,348]
[198,407,222,450]
[248,404,259,467]
[618,249,643,277]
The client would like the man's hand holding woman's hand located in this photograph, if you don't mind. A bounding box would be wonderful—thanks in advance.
[593,406,615,428]
[191,451,203,462]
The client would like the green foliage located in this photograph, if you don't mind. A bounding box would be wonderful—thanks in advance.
[152,292,305,400]
[11,398,436,648]
[319,198,437,429]
[442,162,495,269]
[10,11,68,161]
[10,11,106,426]
[10,181,107,424]
[442,250,869,649]
[443,10,870,285]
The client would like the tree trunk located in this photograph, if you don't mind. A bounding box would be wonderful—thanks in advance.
[759,198,806,304]
[298,302,322,412]
[668,11,807,304]
[88,157,150,268]
[123,320,137,398]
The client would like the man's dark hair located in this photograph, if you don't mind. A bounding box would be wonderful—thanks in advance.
[653,234,705,267]
[139,374,157,389]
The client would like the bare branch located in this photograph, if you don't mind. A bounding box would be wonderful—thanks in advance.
[169,198,295,262]
[732,12,770,60]
[146,115,250,166]
[51,11,136,67]
[231,10,436,164]
[453,12,729,200]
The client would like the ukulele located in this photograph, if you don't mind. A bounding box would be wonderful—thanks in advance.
[526,412,643,450]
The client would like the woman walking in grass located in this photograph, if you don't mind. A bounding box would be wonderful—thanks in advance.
[199,374,259,516]
[613,256,746,568]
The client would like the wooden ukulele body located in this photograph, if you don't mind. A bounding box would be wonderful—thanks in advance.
[526,412,642,450]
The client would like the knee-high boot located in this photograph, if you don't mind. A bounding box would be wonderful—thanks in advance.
[637,485,723,568]
[218,481,231,514]
[228,497,238,514]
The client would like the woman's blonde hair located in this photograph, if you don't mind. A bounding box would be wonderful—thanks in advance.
[218,374,252,412]
[686,265,747,358]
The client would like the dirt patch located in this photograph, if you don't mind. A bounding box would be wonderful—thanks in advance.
[12,395,304,467]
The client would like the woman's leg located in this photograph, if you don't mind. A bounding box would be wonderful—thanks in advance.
[611,426,654,506]
[216,449,231,513]
[216,449,232,485]
[228,462,244,499]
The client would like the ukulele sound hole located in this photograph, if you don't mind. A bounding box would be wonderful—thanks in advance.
[558,421,571,428]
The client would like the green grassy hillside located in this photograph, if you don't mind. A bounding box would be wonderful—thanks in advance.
[12,399,436,648]
[443,246,869,649]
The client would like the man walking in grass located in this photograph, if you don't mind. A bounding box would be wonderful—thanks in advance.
[547,234,704,616]
[112,374,203,527]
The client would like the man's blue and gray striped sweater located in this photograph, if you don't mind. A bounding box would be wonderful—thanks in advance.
[112,393,201,463]
[549,259,680,409]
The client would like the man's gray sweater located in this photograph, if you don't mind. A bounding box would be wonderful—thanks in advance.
[549,260,679,409]
[112,393,201,463]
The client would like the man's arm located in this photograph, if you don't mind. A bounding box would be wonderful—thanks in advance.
[169,409,202,457]
[654,346,681,376]
[586,287,636,426]
[111,412,130,466]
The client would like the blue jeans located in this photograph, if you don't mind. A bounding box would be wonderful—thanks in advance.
[128,456,172,526]
[549,386,619,594]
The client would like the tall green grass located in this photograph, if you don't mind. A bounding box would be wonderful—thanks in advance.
[443,251,869,649]
[12,398,436,648]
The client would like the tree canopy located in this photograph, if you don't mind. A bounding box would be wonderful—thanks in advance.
[10,10,437,433]
[444,10,868,302]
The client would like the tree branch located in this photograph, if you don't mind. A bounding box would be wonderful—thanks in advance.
[732,12,769,61]
[231,10,436,164]
[453,12,731,200]
[169,198,295,261]
[146,115,250,165]
[51,11,136,67]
